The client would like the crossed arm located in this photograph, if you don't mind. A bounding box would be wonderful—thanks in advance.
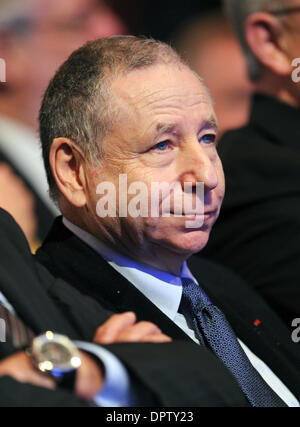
[0,312,171,403]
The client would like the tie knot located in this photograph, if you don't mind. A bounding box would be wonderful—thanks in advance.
[180,277,212,314]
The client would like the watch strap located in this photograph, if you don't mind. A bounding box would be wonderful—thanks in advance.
[53,369,77,391]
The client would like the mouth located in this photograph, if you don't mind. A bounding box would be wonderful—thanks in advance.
[204,209,218,220]
[169,209,217,219]
[164,210,218,229]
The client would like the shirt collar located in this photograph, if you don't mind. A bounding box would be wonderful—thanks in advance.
[62,217,197,321]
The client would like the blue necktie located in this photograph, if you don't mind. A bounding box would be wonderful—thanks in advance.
[179,278,286,407]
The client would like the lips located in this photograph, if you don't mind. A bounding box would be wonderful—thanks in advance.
[204,209,218,217]
[169,209,217,217]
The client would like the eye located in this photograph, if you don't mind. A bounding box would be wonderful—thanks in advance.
[151,141,170,152]
[200,134,216,145]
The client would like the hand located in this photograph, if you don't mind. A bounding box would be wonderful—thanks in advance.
[0,163,37,243]
[75,351,104,401]
[93,312,172,344]
[0,351,56,389]
[0,350,103,402]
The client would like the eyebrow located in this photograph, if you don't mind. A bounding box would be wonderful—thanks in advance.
[200,117,219,134]
[155,122,178,135]
[155,116,219,136]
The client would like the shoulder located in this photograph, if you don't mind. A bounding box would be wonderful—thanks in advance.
[188,255,247,293]
[187,255,270,312]
[188,255,294,341]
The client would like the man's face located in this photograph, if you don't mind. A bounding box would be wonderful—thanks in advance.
[84,64,225,263]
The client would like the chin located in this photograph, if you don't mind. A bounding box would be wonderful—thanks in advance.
[165,229,211,256]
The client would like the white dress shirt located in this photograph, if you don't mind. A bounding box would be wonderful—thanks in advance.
[63,217,299,407]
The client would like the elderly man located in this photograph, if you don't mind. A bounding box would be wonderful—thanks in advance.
[36,36,300,407]
[201,0,300,330]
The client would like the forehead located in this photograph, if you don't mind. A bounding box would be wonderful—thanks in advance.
[111,64,214,125]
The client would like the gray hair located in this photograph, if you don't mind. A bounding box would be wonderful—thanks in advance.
[223,0,290,81]
[39,36,189,200]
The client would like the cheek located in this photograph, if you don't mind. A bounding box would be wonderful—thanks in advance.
[143,215,162,230]
[143,218,175,247]
[85,168,116,216]
[144,216,212,253]
[86,173,102,205]
[216,159,225,200]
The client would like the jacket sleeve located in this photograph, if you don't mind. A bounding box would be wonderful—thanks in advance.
[0,376,91,407]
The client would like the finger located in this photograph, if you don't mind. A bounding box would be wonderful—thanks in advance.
[116,321,164,342]
[20,371,57,389]
[8,354,57,389]
[141,333,173,343]
[94,312,137,344]
[1,368,56,389]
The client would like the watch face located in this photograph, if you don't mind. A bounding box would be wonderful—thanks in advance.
[40,342,72,366]
[32,332,81,373]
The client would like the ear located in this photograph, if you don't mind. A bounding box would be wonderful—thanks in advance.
[245,12,292,77]
[49,138,87,207]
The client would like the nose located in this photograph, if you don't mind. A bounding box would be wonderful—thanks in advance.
[178,142,218,192]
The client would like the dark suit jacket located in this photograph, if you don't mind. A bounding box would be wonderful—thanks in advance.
[36,216,300,403]
[0,209,247,407]
[0,147,54,241]
[202,94,300,329]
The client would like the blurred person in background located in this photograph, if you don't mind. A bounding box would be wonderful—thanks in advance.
[201,0,300,330]
[0,163,36,244]
[0,0,126,249]
[174,10,253,137]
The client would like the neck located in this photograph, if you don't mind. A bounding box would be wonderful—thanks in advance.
[133,246,187,276]
[102,233,187,276]
[254,70,300,108]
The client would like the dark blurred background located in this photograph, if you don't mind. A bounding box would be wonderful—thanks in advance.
[109,0,221,41]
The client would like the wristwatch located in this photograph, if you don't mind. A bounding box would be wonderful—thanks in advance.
[27,331,82,391]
